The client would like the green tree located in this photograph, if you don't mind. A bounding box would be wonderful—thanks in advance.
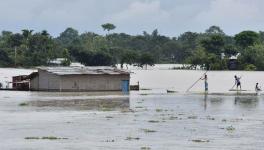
[121,50,138,68]
[57,27,79,47]
[21,29,34,40]
[187,47,207,69]
[0,49,12,66]
[239,44,264,70]
[224,45,238,57]
[61,49,71,66]
[162,41,184,63]
[101,23,116,34]
[200,34,225,55]
[205,26,225,35]
[234,31,259,49]
[138,53,155,69]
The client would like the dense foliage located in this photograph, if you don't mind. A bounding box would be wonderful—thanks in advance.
[0,25,264,70]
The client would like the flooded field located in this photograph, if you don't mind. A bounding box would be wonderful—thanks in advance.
[1,67,264,149]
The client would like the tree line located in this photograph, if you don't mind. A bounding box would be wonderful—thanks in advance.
[0,24,264,70]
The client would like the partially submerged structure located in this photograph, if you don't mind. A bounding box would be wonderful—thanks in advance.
[28,67,130,92]
[12,75,30,90]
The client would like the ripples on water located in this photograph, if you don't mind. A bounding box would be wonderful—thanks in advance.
[1,66,264,149]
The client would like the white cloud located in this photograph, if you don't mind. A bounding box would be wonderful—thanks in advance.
[105,1,171,34]
[193,0,264,34]
[108,1,170,23]
[0,0,263,36]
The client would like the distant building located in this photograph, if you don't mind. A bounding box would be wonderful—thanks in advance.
[48,58,68,66]
[29,67,130,92]
[228,53,241,70]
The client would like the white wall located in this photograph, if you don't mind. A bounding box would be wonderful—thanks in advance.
[60,74,130,91]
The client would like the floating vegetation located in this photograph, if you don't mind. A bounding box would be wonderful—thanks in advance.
[104,139,115,142]
[188,116,198,119]
[155,109,163,112]
[25,137,40,140]
[25,136,68,140]
[19,102,29,106]
[42,136,68,140]
[148,120,159,123]
[135,106,144,109]
[105,116,114,119]
[167,90,178,93]
[121,109,135,113]
[141,129,157,133]
[125,136,140,141]
[140,88,152,91]
[230,118,243,122]
[140,93,149,96]
[206,116,215,120]
[192,139,210,143]
[222,119,227,122]
[226,126,235,131]
[169,116,178,120]
[141,147,151,150]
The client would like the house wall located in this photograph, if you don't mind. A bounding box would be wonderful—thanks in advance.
[30,69,130,92]
[30,76,39,90]
[60,74,130,92]
[38,69,60,91]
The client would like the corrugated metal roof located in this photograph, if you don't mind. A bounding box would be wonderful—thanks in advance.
[37,67,130,75]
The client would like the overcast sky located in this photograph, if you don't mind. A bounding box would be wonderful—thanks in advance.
[0,0,264,37]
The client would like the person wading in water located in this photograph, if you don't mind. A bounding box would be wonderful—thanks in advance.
[234,75,241,90]
[200,74,208,93]
[255,83,261,92]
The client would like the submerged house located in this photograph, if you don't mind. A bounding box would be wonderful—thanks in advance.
[228,53,241,70]
[28,67,130,92]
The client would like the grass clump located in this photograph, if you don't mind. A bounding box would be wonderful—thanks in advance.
[226,126,235,131]
[141,147,151,150]
[19,102,29,106]
[125,136,140,141]
[169,116,178,120]
[192,139,210,143]
[148,120,159,123]
[188,116,198,119]
[25,136,68,140]
[155,109,163,112]
[135,106,144,109]
[141,129,157,133]
[140,88,152,91]
[104,139,115,142]
[206,116,215,120]
[25,137,40,140]
[105,116,114,119]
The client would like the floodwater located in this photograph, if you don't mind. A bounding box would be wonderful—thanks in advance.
[1,67,264,150]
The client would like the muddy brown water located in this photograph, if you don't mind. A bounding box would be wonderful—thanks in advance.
[1,68,264,149]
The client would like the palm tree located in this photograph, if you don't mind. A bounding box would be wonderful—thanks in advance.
[41,30,50,37]
[101,23,116,35]
[22,29,34,40]
[21,29,34,49]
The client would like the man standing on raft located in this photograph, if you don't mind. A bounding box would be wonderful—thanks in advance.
[234,75,241,90]
[201,74,208,93]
